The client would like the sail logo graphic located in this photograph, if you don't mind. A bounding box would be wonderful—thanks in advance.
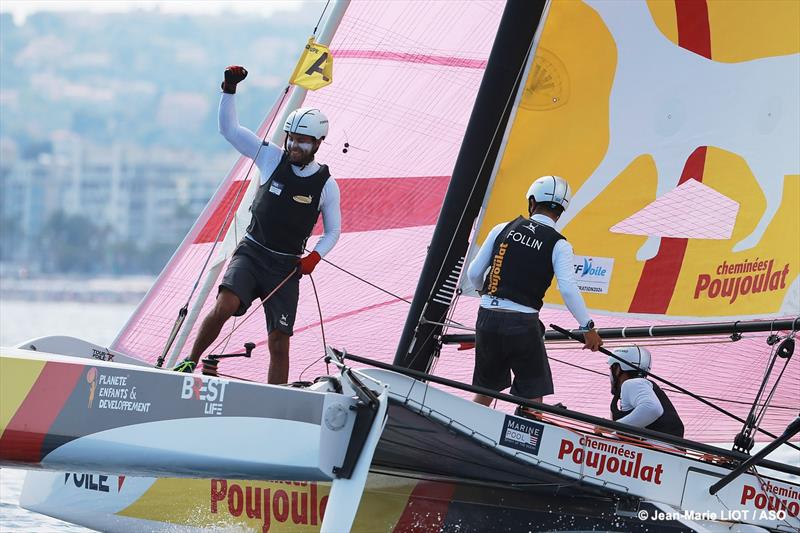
[694,258,790,304]
[501,415,544,455]
[180,376,228,416]
[573,256,614,294]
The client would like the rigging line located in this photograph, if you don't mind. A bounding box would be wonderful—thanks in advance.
[749,339,780,427]
[312,0,332,36]
[316,253,412,303]
[422,318,474,331]
[207,268,298,356]
[545,356,797,410]
[299,273,329,381]
[551,323,800,453]
[754,355,792,427]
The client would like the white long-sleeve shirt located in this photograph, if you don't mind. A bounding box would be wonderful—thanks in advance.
[616,378,664,427]
[466,214,592,327]
[218,93,341,257]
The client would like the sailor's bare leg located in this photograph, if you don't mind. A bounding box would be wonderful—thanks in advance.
[267,330,290,384]
[187,288,240,364]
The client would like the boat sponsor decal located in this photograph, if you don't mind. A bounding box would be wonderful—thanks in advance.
[557,436,664,485]
[63,472,125,493]
[91,348,114,362]
[210,479,328,532]
[741,481,800,517]
[501,415,544,455]
[0,359,83,463]
[180,375,229,416]
[89,369,151,413]
[573,256,614,294]
[694,258,791,305]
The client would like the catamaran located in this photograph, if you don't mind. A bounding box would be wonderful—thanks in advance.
[2,1,798,531]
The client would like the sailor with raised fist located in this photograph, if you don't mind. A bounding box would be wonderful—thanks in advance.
[173,66,341,384]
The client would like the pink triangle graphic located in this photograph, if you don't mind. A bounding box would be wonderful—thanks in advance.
[610,179,739,239]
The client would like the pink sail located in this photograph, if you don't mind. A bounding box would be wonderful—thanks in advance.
[111,0,797,445]
[112,2,505,383]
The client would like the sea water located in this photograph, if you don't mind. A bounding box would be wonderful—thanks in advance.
[0,299,136,532]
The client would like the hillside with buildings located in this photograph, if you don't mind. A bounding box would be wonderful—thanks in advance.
[0,6,315,275]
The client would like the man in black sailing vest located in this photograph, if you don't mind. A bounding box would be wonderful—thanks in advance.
[173,66,341,384]
[607,346,685,437]
[466,175,602,412]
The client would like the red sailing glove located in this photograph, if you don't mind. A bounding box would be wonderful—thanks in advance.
[298,251,321,276]
[221,65,248,94]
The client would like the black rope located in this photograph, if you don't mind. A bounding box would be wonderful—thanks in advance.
[312,0,331,36]
[546,355,796,410]
[551,323,800,453]
[316,254,411,303]
[299,273,330,381]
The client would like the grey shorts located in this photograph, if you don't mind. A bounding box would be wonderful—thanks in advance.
[472,307,553,399]
[219,239,299,336]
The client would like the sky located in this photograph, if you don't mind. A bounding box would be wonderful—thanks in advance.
[0,0,311,24]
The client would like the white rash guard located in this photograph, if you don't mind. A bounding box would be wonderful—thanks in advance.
[218,93,341,257]
[466,214,592,327]
[616,378,664,428]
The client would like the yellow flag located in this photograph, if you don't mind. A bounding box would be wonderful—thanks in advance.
[289,38,333,91]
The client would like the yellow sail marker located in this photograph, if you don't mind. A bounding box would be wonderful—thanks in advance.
[289,37,333,91]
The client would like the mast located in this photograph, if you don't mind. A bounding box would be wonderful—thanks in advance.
[271,0,350,146]
[393,0,548,371]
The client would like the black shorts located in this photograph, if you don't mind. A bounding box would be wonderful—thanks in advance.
[472,307,553,399]
[219,239,299,336]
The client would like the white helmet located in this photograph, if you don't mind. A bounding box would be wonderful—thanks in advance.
[283,107,328,140]
[608,346,652,373]
[526,175,572,211]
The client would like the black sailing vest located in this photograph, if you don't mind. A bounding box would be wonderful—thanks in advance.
[611,380,685,438]
[480,216,565,310]
[246,151,330,255]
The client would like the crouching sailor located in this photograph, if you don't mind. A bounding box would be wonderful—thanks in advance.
[608,346,685,438]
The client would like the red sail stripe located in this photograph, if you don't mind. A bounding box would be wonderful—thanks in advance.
[194,180,251,244]
[196,175,449,244]
[392,480,457,532]
[313,176,449,234]
[629,147,708,313]
[0,362,85,462]
[675,0,713,59]
[628,1,712,313]
[333,49,488,70]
